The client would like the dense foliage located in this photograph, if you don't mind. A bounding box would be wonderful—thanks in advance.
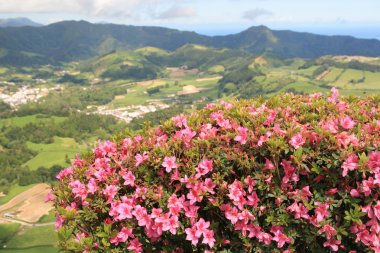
[54,89,380,252]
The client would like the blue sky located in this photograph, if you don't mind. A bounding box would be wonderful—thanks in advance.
[0,0,379,39]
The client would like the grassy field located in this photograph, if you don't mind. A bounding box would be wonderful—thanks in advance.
[322,68,344,82]
[2,225,57,252]
[0,115,67,128]
[0,185,36,205]
[37,211,55,224]
[0,224,20,243]
[109,75,220,107]
[24,137,88,170]
[0,246,58,253]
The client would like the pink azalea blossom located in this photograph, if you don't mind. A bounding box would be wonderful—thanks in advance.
[103,185,118,203]
[127,238,142,253]
[323,238,341,251]
[196,158,213,178]
[87,178,98,194]
[244,176,256,193]
[202,229,216,248]
[271,228,292,248]
[319,225,337,239]
[70,180,87,200]
[185,227,200,245]
[340,115,356,129]
[374,201,380,221]
[162,215,180,234]
[110,227,134,245]
[257,231,272,245]
[45,190,54,202]
[258,131,272,146]
[342,154,358,177]
[234,126,248,145]
[122,170,136,187]
[162,156,179,173]
[195,218,210,237]
[314,202,330,223]
[287,201,310,220]
[171,114,188,128]
[368,152,380,170]
[289,133,305,149]
[135,152,149,167]
[265,158,275,170]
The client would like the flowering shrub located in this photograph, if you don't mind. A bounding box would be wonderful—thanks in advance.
[53,88,380,252]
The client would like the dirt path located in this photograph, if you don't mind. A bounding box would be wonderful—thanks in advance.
[0,184,53,223]
[195,76,222,82]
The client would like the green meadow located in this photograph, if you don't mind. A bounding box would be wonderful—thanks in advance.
[24,137,88,170]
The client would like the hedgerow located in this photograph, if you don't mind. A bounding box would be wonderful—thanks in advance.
[53,88,380,252]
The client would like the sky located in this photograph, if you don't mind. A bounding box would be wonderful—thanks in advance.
[0,0,379,39]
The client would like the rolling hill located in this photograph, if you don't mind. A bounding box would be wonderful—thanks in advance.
[1,21,380,66]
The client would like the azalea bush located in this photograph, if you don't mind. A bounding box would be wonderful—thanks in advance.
[53,88,380,253]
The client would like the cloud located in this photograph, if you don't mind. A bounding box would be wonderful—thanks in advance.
[157,6,196,19]
[0,0,178,18]
[242,8,273,20]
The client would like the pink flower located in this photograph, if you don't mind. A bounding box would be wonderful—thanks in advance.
[340,115,356,129]
[195,218,210,237]
[115,202,133,220]
[341,154,358,177]
[162,215,180,234]
[289,133,305,149]
[272,228,292,248]
[196,158,213,178]
[55,213,65,231]
[258,131,272,146]
[185,227,200,245]
[122,170,136,187]
[264,110,278,126]
[323,238,341,251]
[244,176,256,193]
[265,158,275,170]
[204,178,216,194]
[103,185,118,202]
[310,92,322,98]
[373,201,380,221]
[127,238,142,253]
[336,132,358,148]
[319,225,337,239]
[171,114,188,128]
[110,227,134,245]
[368,152,380,170]
[202,229,216,248]
[287,202,310,220]
[70,180,87,200]
[224,206,239,224]
[135,152,149,167]
[234,126,248,144]
[246,191,259,208]
[87,178,98,194]
[162,156,178,173]
[257,232,272,245]
[314,202,330,223]
[45,190,54,202]
[56,167,73,180]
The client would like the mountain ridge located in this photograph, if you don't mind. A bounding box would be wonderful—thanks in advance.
[0,17,42,28]
[1,20,380,66]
